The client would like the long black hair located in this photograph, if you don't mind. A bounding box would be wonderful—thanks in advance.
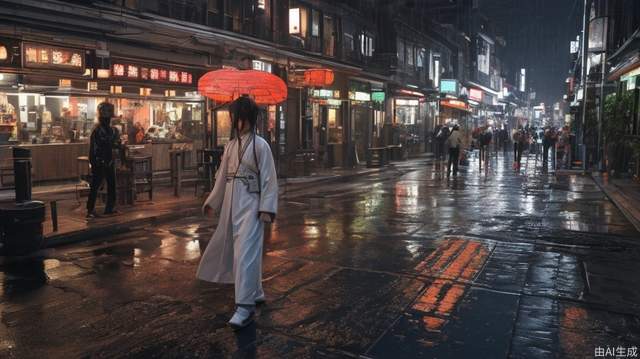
[232,95,258,134]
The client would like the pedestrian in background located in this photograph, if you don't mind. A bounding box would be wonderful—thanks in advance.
[86,102,120,218]
[197,95,279,330]
[512,126,526,171]
[478,126,493,172]
[558,126,571,169]
[446,124,462,178]
[434,124,450,172]
[542,126,557,171]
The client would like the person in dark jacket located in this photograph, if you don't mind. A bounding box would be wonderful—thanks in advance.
[86,102,120,218]
[434,125,450,172]
[542,127,557,171]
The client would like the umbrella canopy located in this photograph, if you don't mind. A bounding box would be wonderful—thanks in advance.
[198,68,288,105]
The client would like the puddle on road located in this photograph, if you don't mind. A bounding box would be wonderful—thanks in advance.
[412,237,491,332]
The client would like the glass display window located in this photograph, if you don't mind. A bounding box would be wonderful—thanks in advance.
[0,93,203,145]
[327,106,342,144]
[215,109,231,145]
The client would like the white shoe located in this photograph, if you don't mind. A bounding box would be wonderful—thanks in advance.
[228,307,254,329]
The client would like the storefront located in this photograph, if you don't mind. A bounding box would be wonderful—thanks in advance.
[308,87,345,167]
[390,87,427,153]
[440,98,472,148]
[0,40,206,182]
[349,80,374,162]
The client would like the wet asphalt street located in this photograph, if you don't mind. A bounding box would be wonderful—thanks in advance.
[1,151,640,358]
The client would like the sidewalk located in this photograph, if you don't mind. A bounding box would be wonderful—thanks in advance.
[1,157,430,249]
[592,172,640,233]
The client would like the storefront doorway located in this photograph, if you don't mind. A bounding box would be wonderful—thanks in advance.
[352,104,372,162]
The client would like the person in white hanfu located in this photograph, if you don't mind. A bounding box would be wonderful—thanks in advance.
[197,95,278,329]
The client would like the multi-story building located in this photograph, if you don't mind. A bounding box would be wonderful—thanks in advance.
[419,0,522,140]
[0,0,511,183]
[567,0,640,174]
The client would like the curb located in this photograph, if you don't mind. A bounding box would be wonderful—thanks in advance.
[38,157,431,248]
[44,206,201,247]
[591,175,640,233]
[38,168,374,248]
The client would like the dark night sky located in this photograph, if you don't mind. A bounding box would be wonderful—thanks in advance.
[479,0,582,105]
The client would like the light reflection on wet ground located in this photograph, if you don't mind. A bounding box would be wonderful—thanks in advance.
[1,152,640,358]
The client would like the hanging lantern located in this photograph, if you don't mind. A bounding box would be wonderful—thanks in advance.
[303,68,335,87]
[198,68,288,105]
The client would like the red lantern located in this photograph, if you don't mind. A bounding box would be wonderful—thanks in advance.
[303,68,334,87]
[198,68,288,105]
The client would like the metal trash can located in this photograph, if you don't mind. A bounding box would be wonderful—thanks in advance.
[0,201,46,255]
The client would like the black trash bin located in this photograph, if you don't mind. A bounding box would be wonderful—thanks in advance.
[0,201,46,255]
[13,147,33,203]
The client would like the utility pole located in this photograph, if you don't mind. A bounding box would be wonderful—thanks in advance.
[580,0,592,170]
[598,46,607,172]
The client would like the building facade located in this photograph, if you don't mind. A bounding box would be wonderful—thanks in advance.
[0,0,518,183]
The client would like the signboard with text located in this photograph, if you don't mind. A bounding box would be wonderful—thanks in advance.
[440,79,458,95]
[469,88,483,102]
[23,42,85,73]
[110,61,194,85]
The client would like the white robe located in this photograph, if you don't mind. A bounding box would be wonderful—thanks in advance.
[196,132,278,305]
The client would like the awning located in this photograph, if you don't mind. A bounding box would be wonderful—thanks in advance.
[466,81,501,96]
[608,51,640,81]
[440,99,471,113]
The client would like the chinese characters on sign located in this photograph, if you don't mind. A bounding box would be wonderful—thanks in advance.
[595,346,638,358]
[111,62,193,84]
[24,43,84,71]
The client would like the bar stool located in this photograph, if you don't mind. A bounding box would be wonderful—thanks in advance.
[75,156,92,202]
[170,149,187,197]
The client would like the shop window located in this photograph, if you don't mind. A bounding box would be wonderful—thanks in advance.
[395,99,419,125]
[373,110,384,142]
[0,93,204,145]
[311,9,320,37]
[417,48,425,68]
[323,15,335,57]
[344,33,354,55]
[227,0,244,32]
[429,52,441,85]
[207,0,223,27]
[257,0,266,10]
[116,99,203,143]
[216,109,231,145]
[360,33,374,57]
[252,60,272,73]
[407,45,414,66]
[327,107,342,144]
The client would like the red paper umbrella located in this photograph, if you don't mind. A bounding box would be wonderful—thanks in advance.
[303,68,334,87]
[198,68,288,105]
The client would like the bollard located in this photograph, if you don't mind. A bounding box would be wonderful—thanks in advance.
[13,147,32,203]
[51,200,58,232]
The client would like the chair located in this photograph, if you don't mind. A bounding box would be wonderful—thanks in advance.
[75,156,92,202]
[194,147,224,197]
[128,156,153,201]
